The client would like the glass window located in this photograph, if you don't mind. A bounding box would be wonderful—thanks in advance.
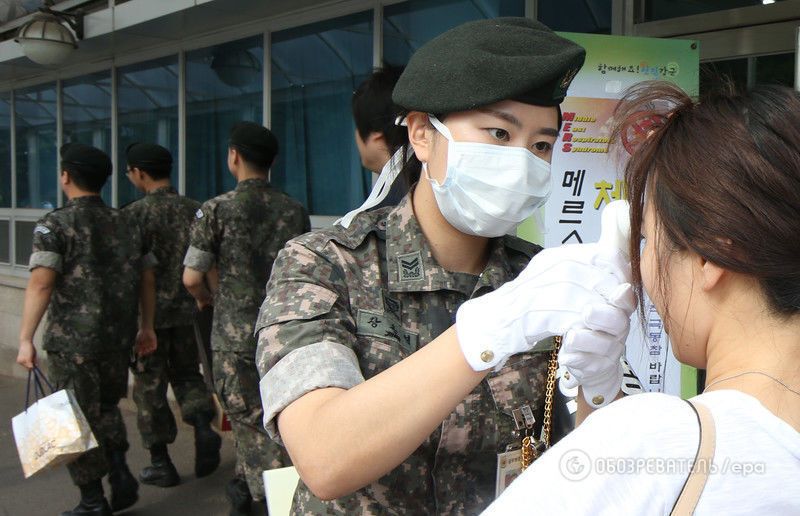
[271,12,373,215]
[186,36,263,202]
[62,71,113,203]
[117,56,179,206]
[538,0,611,34]
[0,219,9,264]
[755,53,795,88]
[383,0,525,67]
[0,92,10,208]
[15,83,57,209]
[642,0,786,22]
[15,220,35,267]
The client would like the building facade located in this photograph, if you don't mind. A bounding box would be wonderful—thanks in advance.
[0,0,797,367]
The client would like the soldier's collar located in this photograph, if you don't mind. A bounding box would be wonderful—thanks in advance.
[235,177,270,191]
[384,196,514,294]
[65,195,105,208]
[148,185,177,196]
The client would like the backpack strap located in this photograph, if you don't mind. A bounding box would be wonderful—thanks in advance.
[670,400,716,515]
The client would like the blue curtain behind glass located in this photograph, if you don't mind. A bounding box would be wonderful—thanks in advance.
[0,94,10,208]
[271,11,373,216]
[383,0,525,67]
[14,84,57,210]
[62,71,113,204]
[117,56,179,207]
[186,36,263,202]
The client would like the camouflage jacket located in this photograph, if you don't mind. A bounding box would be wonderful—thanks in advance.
[29,195,154,357]
[183,178,310,353]
[124,186,199,329]
[256,195,554,515]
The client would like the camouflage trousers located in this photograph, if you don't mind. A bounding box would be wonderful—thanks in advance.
[213,350,291,501]
[132,325,215,449]
[47,351,130,486]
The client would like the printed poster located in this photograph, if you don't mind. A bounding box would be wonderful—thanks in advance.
[518,33,700,397]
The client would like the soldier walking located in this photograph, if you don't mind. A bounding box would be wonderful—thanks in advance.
[183,122,310,515]
[17,143,150,516]
[123,143,221,488]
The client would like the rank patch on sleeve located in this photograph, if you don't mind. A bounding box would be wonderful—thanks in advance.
[397,251,424,282]
[195,209,204,219]
[33,225,50,235]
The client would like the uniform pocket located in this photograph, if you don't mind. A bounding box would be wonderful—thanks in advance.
[255,283,338,333]
[213,352,262,423]
[485,353,550,432]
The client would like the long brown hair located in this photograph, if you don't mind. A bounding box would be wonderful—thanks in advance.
[611,81,800,319]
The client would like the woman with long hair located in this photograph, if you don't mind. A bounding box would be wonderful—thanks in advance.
[486,81,800,514]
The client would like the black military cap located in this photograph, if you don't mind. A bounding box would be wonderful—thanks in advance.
[126,142,173,170]
[393,17,585,113]
[60,143,112,176]
[229,121,279,164]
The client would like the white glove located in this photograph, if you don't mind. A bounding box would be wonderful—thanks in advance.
[456,243,633,374]
[558,279,636,408]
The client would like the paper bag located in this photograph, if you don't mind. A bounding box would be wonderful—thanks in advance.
[12,388,98,478]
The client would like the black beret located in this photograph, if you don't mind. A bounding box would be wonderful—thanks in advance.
[393,17,586,113]
[229,122,279,162]
[126,142,173,170]
[60,143,112,176]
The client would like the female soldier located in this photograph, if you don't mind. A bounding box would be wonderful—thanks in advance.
[256,18,634,514]
[486,83,800,513]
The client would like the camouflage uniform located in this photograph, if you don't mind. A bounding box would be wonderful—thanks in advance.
[256,194,554,515]
[124,186,215,449]
[29,195,153,486]
[183,177,310,500]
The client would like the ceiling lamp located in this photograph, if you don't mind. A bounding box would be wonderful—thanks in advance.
[211,49,261,88]
[15,6,84,66]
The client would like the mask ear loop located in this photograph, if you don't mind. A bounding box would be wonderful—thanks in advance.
[336,114,415,230]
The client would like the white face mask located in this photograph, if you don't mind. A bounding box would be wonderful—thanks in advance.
[424,115,552,237]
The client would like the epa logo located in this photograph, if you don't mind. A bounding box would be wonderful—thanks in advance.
[560,449,591,481]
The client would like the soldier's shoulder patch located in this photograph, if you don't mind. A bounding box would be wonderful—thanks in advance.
[397,251,424,282]
[34,224,51,235]
[195,208,204,219]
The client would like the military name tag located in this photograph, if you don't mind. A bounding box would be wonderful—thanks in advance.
[496,449,523,498]
[356,309,419,354]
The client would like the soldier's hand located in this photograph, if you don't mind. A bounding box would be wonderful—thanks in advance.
[136,328,158,357]
[17,340,37,370]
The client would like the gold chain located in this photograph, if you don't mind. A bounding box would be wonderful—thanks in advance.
[520,336,562,471]
[541,335,562,448]
[521,435,535,469]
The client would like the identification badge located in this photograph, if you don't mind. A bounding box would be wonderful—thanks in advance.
[496,449,523,498]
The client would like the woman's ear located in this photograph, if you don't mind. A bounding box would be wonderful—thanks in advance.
[699,256,725,292]
[406,112,432,163]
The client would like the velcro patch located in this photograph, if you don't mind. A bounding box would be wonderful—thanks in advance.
[397,251,424,282]
[33,225,50,235]
[356,309,419,355]
[195,209,204,219]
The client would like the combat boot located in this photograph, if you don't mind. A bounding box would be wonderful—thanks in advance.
[61,479,112,516]
[106,449,139,511]
[226,476,252,516]
[139,443,180,487]
[193,412,222,477]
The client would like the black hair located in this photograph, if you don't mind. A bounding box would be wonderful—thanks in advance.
[352,66,409,154]
[230,144,275,174]
[61,161,109,192]
[136,164,171,180]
